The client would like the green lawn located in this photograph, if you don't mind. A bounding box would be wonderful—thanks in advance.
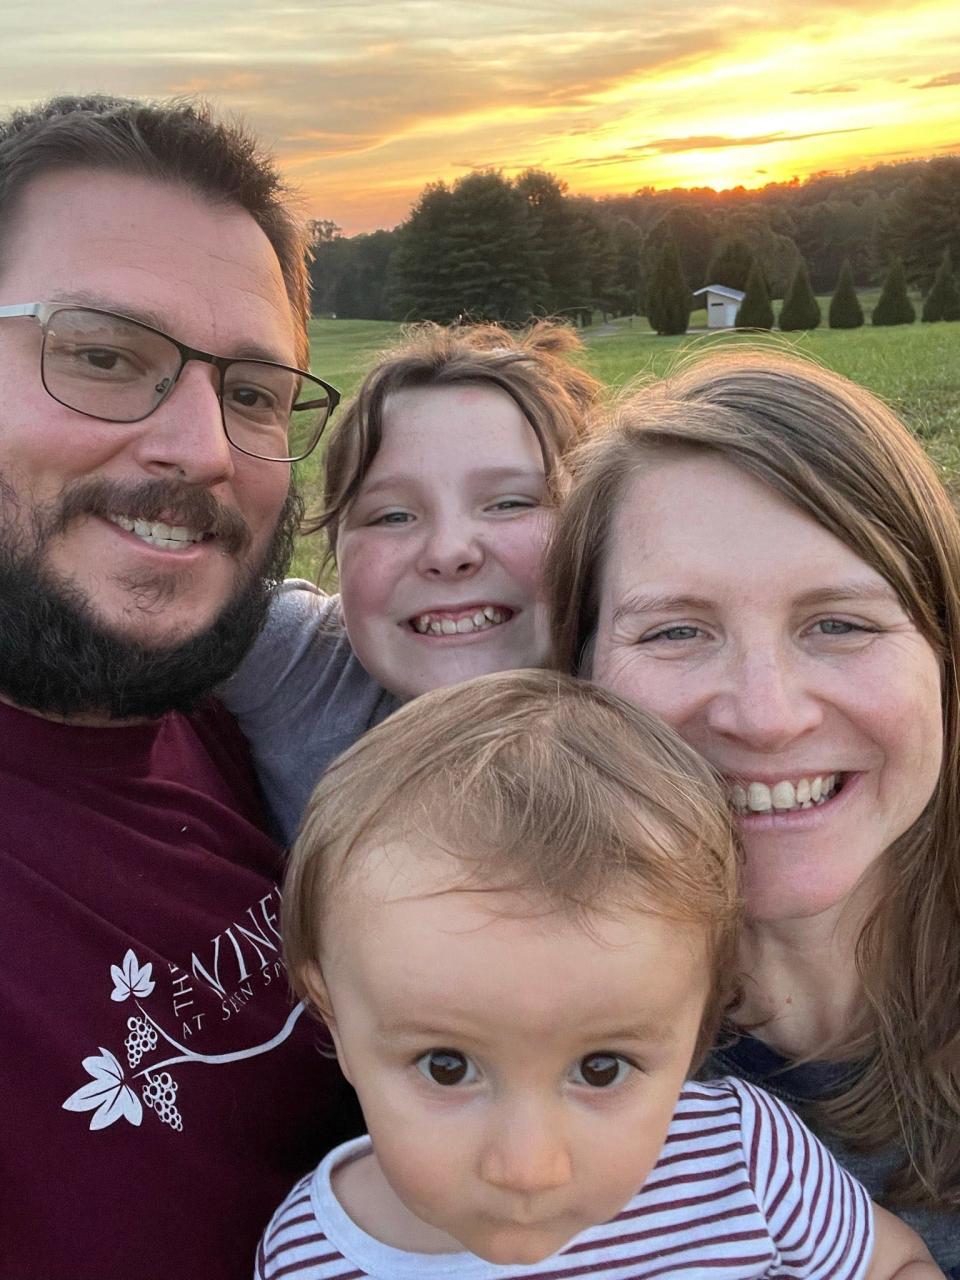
[294,302,960,582]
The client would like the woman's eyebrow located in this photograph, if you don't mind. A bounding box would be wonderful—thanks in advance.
[612,592,714,624]
[791,581,901,607]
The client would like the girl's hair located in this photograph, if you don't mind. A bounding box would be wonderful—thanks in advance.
[304,320,601,564]
[545,346,960,1210]
[284,668,741,1069]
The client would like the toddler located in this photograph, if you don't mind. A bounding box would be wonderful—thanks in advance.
[257,669,939,1279]
[220,323,599,843]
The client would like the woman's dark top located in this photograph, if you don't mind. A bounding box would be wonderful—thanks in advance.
[706,1034,960,1274]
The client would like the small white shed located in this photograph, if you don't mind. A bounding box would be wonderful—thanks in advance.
[693,285,745,329]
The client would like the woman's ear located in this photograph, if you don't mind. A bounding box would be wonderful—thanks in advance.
[299,961,350,1077]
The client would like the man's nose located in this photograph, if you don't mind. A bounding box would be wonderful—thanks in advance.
[705,646,823,751]
[130,361,235,486]
[479,1101,572,1195]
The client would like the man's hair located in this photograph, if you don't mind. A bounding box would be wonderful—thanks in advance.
[545,346,960,1209]
[284,668,741,1066]
[0,94,310,366]
[305,320,602,563]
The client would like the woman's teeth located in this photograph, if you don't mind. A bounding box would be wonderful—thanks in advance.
[730,774,841,814]
[411,607,511,636]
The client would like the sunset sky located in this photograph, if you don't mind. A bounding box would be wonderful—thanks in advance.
[3,1,959,234]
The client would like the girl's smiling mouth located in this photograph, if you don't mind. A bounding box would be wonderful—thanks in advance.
[409,606,514,636]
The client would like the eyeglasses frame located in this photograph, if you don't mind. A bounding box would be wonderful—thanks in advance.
[0,301,340,463]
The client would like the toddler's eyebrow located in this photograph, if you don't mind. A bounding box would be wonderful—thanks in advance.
[374,1017,675,1045]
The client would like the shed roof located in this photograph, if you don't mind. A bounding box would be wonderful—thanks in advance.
[693,284,745,301]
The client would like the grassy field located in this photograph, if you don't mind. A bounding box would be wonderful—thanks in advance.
[293,298,960,581]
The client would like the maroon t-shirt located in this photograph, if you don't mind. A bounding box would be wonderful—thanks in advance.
[0,698,361,1280]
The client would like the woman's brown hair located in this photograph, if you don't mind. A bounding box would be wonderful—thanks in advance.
[546,346,960,1210]
[304,320,601,565]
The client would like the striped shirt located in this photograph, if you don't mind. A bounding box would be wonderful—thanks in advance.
[255,1077,874,1280]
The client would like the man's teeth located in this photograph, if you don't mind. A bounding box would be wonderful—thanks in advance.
[730,774,840,814]
[411,606,510,636]
[108,514,205,550]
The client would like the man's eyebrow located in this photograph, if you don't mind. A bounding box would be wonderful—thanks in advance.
[47,291,292,364]
[359,466,546,498]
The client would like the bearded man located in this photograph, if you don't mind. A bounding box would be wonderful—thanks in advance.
[0,96,359,1279]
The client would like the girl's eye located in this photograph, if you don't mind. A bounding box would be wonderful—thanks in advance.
[488,497,538,512]
[643,625,702,643]
[369,510,414,526]
[570,1053,631,1088]
[415,1049,476,1086]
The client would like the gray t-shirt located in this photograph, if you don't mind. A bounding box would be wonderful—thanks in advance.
[219,581,400,845]
[705,1034,960,1275]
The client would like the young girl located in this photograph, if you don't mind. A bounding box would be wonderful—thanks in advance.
[258,669,939,1278]
[220,322,599,844]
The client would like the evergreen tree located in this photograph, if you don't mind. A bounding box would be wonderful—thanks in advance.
[872,258,915,326]
[735,260,774,329]
[646,239,691,336]
[828,259,864,329]
[705,236,754,292]
[778,260,822,330]
[922,248,960,322]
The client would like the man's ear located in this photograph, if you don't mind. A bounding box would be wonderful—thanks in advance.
[299,961,350,1078]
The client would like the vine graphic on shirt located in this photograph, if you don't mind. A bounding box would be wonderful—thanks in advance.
[62,949,305,1132]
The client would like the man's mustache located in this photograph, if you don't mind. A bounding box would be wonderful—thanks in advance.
[46,478,252,556]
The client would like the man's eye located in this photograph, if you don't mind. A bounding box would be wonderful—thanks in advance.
[415,1049,476,1086]
[226,384,280,414]
[570,1053,632,1088]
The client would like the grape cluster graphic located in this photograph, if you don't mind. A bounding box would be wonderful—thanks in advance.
[125,1014,158,1068]
[142,1071,183,1132]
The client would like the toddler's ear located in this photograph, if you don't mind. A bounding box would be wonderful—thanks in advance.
[300,961,335,1024]
[299,962,350,1077]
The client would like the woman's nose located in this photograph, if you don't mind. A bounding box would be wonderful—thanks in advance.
[704,648,823,751]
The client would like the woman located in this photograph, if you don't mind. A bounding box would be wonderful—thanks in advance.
[546,348,960,1271]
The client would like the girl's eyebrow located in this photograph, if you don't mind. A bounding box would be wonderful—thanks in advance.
[360,466,546,497]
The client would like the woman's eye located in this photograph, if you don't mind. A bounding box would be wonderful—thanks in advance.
[643,625,702,643]
[570,1053,632,1088]
[814,618,868,636]
[415,1049,476,1086]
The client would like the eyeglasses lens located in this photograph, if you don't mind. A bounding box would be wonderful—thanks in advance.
[43,309,178,424]
[41,307,333,461]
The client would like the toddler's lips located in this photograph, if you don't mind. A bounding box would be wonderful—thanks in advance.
[409,606,514,636]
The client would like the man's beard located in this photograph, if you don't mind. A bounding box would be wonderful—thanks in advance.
[0,476,302,720]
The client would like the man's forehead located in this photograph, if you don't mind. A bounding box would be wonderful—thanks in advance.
[0,168,299,362]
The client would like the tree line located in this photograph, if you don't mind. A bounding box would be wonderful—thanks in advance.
[307,155,960,329]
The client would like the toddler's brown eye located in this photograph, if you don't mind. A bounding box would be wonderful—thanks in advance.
[417,1049,470,1085]
[577,1054,624,1087]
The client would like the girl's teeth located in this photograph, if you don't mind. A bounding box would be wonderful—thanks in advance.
[412,608,509,636]
[731,774,841,815]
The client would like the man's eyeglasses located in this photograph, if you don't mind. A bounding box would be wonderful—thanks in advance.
[0,302,340,463]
